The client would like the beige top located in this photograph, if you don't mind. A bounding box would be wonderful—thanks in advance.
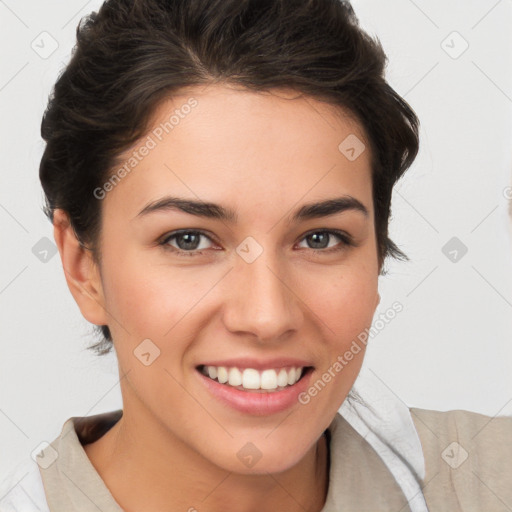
[410,407,512,511]
[34,407,512,512]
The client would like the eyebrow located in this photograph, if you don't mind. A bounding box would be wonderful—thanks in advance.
[135,195,369,223]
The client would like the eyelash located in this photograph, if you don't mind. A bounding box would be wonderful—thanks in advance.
[158,229,355,257]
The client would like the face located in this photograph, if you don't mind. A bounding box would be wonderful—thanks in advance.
[74,84,380,474]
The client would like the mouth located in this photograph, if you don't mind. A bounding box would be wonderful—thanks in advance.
[196,364,314,393]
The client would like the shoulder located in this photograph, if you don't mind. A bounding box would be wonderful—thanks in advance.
[410,406,512,431]
[410,406,512,459]
[409,407,512,511]
[0,458,49,512]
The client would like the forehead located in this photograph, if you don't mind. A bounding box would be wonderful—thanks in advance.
[148,83,368,148]
[104,84,373,222]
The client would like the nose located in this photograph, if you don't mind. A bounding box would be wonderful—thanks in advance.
[221,248,304,343]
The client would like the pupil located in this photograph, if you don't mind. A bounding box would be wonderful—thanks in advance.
[309,232,328,249]
[178,233,199,250]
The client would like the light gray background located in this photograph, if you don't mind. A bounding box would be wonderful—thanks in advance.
[1,0,511,482]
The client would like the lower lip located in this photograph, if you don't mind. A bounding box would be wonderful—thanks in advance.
[196,367,314,416]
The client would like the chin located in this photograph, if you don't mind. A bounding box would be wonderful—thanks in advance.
[203,438,312,476]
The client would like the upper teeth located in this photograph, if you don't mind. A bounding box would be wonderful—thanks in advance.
[201,365,304,391]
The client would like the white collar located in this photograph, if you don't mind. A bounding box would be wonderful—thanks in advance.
[339,365,429,512]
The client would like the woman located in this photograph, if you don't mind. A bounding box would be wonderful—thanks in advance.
[1,0,511,511]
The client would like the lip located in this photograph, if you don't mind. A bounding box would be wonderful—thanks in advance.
[196,366,314,416]
[196,357,313,371]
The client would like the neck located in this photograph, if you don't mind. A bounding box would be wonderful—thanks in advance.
[83,404,330,512]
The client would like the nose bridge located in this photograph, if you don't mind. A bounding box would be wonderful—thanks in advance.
[223,241,302,341]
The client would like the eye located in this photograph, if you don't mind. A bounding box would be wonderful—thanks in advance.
[297,229,354,253]
[159,230,216,256]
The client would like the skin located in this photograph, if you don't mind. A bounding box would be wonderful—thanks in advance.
[53,83,381,512]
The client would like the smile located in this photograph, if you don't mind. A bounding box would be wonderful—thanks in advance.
[195,359,315,415]
[198,365,309,392]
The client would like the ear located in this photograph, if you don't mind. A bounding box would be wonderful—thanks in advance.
[53,209,109,327]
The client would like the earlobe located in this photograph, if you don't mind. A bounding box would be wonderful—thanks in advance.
[53,209,109,327]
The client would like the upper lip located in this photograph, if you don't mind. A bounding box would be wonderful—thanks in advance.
[197,357,314,371]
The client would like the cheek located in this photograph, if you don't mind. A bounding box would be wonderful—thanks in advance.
[100,249,204,339]
[100,256,200,396]
[302,262,378,342]
[291,267,377,422]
